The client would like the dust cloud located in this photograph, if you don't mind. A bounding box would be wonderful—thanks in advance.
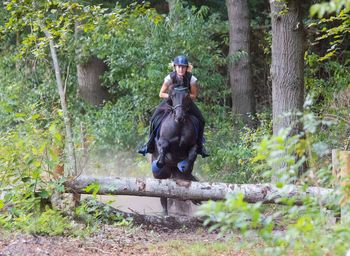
[79,149,204,216]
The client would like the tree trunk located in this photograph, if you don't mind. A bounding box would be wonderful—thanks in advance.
[77,55,110,106]
[66,176,334,206]
[44,30,77,176]
[168,0,180,24]
[75,20,110,106]
[226,0,255,123]
[269,0,305,135]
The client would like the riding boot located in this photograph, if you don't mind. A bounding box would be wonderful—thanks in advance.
[197,126,210,158]
[137,135,155,156]
[198,142,210,158]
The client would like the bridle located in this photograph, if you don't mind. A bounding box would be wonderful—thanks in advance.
[168,87,189,112]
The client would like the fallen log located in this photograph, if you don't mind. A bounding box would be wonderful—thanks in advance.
[66,175,336,206]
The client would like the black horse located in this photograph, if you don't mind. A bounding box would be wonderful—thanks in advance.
[151,86,199,215]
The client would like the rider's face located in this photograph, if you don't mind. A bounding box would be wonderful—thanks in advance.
[175,65,187,77]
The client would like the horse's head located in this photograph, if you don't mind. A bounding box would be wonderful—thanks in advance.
[168,86,191,123]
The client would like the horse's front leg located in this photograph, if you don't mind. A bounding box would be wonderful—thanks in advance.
[156,139,169,168]
[178,144,198,174]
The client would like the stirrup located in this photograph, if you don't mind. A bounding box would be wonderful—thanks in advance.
[201,148,210,158]
[137,145,148,156]
[198,145,210,158]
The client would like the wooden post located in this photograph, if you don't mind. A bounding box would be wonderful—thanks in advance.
[332,149,340,185]
[333,149,350,222]
[340,151,350,206]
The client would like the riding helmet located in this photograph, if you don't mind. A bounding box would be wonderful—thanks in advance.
[173,55,189,66]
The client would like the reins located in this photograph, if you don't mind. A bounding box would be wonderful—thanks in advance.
[168,86,189,111]
[170,104,183,111]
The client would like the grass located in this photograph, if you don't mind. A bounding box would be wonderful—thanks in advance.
[147,238,260,256]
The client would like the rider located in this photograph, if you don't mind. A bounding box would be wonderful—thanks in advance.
[137,55,210,158]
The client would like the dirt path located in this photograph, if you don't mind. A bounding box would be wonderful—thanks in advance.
[0,194,260,256]
[0,154,259,255]
[0,224,257,256]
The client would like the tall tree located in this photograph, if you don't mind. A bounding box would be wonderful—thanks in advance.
[77,56,110,106]
[269,0,305,135]
[75,22,110,106]
[226,0,255,123]
[44,29,77,176]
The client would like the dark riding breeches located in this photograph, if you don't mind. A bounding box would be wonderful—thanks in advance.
[187,101,205,144]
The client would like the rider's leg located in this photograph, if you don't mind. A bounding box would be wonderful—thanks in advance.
[137,100,168,155]
[188,101,210,158]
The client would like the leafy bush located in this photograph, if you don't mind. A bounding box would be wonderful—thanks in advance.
[203,109,272,183]
[0,60,132,235]
[198,107,350,255]
[305,53,350,109]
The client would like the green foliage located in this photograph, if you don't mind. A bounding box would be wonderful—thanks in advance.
[309,1,350,61]
[0,92,77,235]
[305,52,350,99]
[304,51,350,150]
[82,182,100,198]
[0,198,78,236]
[198,194,264,235]
[310,0,350,18]
[70,1,228,150]
[31,207,72,235]
[2,0,110,59]
[81,100,145,150]
[0,53,133,236]
[205,109,272,183]
[76,197,133,234]
[199,107,350,255]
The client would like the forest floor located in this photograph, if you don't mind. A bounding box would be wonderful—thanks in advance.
[0,222,261,256]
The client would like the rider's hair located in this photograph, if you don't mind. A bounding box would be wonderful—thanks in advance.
[168,61,193,72]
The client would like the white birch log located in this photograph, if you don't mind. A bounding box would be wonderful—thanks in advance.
[67,176,335,206]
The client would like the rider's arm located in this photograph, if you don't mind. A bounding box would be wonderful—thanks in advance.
[159,82,169,99]
[190,82,197,100]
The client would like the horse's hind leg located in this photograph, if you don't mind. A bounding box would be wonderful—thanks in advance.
[160,197,168,216]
